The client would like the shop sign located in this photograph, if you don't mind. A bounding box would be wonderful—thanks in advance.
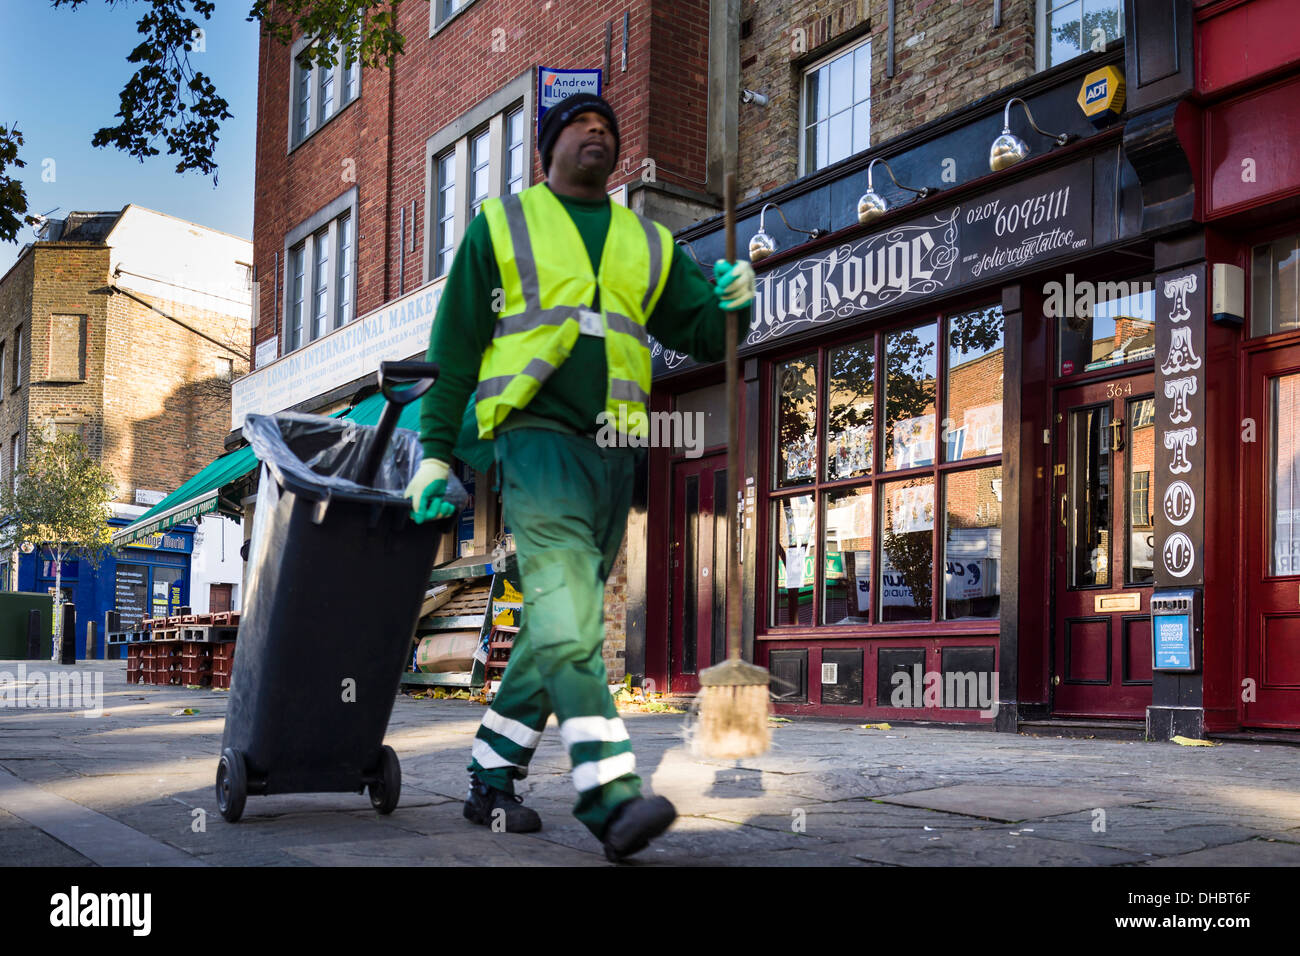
[1152,265,1206,586]
[653,160,1093,376]
[231,278,446,429]
[537,67,602,134]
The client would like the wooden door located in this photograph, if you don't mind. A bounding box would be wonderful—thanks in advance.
[1052,373,1156,717]
[1244,347,1300,727]
[669,454,728,694]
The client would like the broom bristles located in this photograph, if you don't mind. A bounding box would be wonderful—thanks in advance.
[692,683,771,759]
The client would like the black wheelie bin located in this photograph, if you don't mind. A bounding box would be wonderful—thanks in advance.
[216,361,465,823]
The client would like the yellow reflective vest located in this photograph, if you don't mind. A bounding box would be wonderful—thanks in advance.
[476,184,672,439]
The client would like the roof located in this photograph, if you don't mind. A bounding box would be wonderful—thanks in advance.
[42,211,123,244]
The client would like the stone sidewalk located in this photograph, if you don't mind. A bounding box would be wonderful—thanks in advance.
[1,659,1298,866]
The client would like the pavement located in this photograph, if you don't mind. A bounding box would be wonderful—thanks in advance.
[1,659,1299,867]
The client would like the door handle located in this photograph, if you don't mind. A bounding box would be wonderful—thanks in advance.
[1060,493,1068,527]
[1109,416,1125,452]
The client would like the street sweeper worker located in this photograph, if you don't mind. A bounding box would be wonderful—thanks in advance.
[403,92,754,862]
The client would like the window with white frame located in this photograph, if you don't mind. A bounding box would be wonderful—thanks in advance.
[1039,0,1125,71]
[283,189,358,354]
[801,37,871,175]
[290,34,362,149]
[426,77,532,280]
[431,0,478,32]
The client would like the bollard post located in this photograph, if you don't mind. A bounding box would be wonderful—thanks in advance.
[60,604,76,665]
[26,608,41,659]
[86,621,97,660]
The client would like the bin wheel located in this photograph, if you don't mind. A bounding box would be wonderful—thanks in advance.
[369,745,401,814]
[216,748,247,823]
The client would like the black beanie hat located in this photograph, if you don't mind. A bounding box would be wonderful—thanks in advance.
[538,93,620,174]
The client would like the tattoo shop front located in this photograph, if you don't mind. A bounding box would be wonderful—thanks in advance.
[629,39,1296,736]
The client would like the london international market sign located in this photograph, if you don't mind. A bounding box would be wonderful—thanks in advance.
[231,278,447,429]
[653,160,1094,376]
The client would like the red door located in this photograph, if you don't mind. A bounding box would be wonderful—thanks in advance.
[1052,373,1156,717]
[669,454,728,694]
[1243,347,1300,728]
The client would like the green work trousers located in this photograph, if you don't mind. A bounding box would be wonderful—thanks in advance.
[467,427,642,837]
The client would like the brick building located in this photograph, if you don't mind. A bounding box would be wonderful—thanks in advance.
[0,205,252,654]
[229,0,1300,736]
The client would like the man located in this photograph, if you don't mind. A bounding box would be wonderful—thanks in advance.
[405,92,753,862]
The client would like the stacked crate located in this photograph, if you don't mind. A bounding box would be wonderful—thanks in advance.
[181,643,215,687]
[126,644,144,684]
[212,641,236,690]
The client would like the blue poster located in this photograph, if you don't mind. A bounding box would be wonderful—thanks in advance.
[1154,615,1192,669]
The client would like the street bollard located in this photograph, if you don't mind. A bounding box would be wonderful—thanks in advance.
[86,621,97,660]
[26,609,41,659]
[60,604,76,665]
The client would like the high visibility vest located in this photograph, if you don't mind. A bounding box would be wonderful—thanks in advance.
[476,184,672,439]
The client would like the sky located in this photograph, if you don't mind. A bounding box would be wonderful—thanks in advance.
[0,0,260,275]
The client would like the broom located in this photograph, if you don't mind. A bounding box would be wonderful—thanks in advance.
[692,171,771,760]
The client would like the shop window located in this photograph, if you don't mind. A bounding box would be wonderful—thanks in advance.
[767,306,1004,630]
[290,32,361,149]
[1251,233,1300,338]
[801,37,871,175]
[1038,0,1124,71]
[1056,277,1155,377]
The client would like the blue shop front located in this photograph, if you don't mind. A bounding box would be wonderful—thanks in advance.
[13,520,193,658]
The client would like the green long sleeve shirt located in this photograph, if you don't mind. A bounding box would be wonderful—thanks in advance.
[419,184,746,463]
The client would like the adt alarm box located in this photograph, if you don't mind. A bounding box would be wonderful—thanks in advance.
[1151,588,1201,672]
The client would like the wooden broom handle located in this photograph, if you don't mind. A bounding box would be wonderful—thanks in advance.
[723,173,743,662]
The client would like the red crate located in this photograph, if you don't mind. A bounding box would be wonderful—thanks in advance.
[212,657,233,677]
[211,673,231,690]
[181,667,212,687]
[212,642,237,661]
[181,642,213,661]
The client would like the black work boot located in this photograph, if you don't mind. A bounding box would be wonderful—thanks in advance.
[463,775,542,833]
[601,795,677,863]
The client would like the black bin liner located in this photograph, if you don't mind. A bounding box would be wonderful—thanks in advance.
[222,412,465,795]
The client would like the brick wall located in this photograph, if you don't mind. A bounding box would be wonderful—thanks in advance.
[251,0,714,359]
[738,0,1035,196]
[0,243,249,504]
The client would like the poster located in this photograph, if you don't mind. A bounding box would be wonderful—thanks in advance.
[888,484,934,533]
[892,416,935,468]
[962,404,1003,457]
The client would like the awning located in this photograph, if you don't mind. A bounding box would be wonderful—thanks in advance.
[110,394,425,547]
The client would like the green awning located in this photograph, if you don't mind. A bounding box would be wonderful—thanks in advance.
[110,394,423,548]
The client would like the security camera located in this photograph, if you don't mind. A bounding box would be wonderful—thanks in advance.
[741,89,770,107]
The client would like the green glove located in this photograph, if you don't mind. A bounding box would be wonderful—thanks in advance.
[405,458,455,524]
[713,259,755,310]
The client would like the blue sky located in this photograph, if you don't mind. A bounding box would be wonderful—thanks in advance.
[0,1,260,274]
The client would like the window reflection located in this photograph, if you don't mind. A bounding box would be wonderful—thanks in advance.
[775,357,818,488]
[823,486,872,624]
[884,323,937,470]
[1057,279,1155,376]
[772,494,817,626]
[1271,374,1300,575]
[945,306,1004,461]
[826,341,874,480]
[880,478,934,622]
[943,467,1001,620]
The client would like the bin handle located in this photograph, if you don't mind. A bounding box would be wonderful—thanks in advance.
[357,361,441,489]
[378,361,440,406]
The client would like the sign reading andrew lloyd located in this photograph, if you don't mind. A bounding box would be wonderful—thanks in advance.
[654,160,1093,375]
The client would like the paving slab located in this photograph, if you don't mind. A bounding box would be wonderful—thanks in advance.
[875,784,1151,822]
[843,829,1147,866]
[1143,838,1300,866]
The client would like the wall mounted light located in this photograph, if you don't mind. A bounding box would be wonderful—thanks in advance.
[741,88,770,107]
[989,97,1074,172]
[857,158,934,225]
[749,202,824,262]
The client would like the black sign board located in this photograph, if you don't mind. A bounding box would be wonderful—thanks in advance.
[1151,263,1206,587]
[653,158,1094,377]
[115,563,149,630]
